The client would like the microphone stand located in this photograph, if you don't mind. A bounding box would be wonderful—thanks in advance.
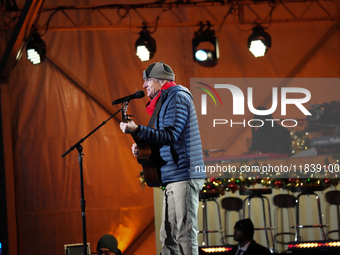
[62,108,122,255]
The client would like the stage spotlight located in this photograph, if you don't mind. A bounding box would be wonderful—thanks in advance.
[26,32,46,65]
[135,24,156,62]
[192,21,219,67]
[248,25,271,58]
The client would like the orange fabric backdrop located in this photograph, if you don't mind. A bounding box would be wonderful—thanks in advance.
[2,0,340,255]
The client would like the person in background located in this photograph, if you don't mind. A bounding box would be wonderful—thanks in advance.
[249,107,291,156]
[229,218,271,255]
[97,234,122,255]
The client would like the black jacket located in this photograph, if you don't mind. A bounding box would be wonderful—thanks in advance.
[228,240,272,255]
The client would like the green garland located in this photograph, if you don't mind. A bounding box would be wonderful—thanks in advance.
[201,154,340,194]
[201,176,339,194]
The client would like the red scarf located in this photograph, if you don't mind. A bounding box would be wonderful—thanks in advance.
[146,81,176,116]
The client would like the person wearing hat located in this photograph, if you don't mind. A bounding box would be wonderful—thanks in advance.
[120,61,206,255]
[229,218,271,255]
[97,234,122,255]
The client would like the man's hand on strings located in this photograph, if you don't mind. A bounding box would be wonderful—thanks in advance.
[131,143,139,157]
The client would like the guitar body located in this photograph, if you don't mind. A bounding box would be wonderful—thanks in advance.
[133,137,164,187]
[122,102,164,187]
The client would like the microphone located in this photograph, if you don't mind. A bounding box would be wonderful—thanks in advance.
[111,90,145,105]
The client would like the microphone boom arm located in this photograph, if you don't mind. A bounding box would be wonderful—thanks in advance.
[61,107,122,255]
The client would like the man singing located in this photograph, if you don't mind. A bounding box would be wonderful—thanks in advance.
[120,61,206,255]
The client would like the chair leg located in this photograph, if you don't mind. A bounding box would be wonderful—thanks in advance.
[224,210,227,242]
[243,196,274,251]
[263,196,275,252]
[242,197,246,218]
[213,199,225,245]
[295,195,301,242]
[224,209,243,243]
[338,205,340,240]
[315,193,326,240]
[202,199,208,246]
[261,197,270,249]
[326,204,340,240]
[295,193,326,241]
[289,207,295,242]
[243,196,251,219]
[200,198,227,246]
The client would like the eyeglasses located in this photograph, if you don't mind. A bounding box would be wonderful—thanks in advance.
[97,250,112,255]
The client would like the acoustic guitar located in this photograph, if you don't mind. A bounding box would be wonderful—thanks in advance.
[121,102,164,187]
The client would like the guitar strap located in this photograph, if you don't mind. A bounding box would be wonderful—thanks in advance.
[147,97,162,128]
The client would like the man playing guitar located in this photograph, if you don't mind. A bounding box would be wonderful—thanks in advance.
[120,61,206,255]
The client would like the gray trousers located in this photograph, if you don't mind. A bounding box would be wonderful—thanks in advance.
[160,179,204,255]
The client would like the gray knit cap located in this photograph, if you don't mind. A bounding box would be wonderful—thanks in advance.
[143,61,175,81]
[97,234,121,254]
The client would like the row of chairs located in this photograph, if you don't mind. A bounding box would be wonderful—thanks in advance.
[198,187,340,252]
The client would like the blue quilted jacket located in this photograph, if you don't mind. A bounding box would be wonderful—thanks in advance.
[136,85,206,184]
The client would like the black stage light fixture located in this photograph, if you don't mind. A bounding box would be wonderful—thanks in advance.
[135,23,156,62]
[26,32,46,65]
[5,0,18,12]
[248,25,271,58]
[192,21,219,67]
